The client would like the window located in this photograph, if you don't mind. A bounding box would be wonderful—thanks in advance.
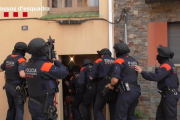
[147,22,180,65]
[49,0,99,13]
[168,22,180,64]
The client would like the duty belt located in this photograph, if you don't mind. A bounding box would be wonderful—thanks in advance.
[158,87,178,97]
[128,82,139,87]
[5,82,21,90]
[116,81,139,93]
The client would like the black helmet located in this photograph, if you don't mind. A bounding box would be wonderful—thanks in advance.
[157,45,174,59]
[97,48,111,57]
[14,42,27,51]
[82,59,92,66]
[27,38,48,56]
[113,42,130,54]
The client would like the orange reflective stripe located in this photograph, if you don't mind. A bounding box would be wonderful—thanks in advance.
[81,67,86,71]
[11,55,18,57]
[95,58,102,64]
[18,58,26,63]
[70,76,73,81]
[114,58,125,65]
[41,62,53,72]
[160,63,171,71]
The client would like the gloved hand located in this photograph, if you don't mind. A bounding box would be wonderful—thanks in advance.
[155,65,159,73]
[52,51,56,59]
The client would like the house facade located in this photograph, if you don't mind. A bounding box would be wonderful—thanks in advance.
[114,0,180,119]
[0,0,113,120]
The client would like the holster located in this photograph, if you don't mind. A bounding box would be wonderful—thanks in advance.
[116,81,139,93]
[4,82,26,104]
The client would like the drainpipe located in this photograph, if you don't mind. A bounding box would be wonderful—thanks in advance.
[124,11,128,44]
[106,0,113,119]
[108,0,114,57]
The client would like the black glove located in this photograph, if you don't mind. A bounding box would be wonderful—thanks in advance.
[52,51,56,59]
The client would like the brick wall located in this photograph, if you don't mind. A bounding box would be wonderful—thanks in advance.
[114,0,180,119]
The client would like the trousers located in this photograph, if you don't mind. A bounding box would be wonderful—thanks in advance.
[29,93,55,120]
[115,87,141,120]
[156,91,179,120]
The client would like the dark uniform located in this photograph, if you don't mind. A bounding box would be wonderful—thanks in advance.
[0,42,27,120]
[69,66,83,120]
[139,45,179,120]
[111,42,141,120]
[78,59,97,120]
[90,48,116,120]
[25,38,69,120]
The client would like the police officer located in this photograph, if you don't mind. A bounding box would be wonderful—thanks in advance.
[135,45,179,120]
[106,42,141,120]
[78,59,97,120]
[0,42,27,120]
[90,48,115,120]
[69,65,83,120]
[25,38,69,120]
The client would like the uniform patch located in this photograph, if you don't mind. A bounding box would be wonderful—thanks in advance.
[22,62,26,66]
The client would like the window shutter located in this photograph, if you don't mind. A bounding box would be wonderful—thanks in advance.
[168,23,180,64]
[148,22,168,65]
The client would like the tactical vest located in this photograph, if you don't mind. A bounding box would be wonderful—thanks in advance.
[98,56,115,78]
[117,55,138,83]
[157,61,179,90]
[5,54,26,85]
[25,60,57,97]
[85,64,93,84]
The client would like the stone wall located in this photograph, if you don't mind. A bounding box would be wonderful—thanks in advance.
[114,0,180,119]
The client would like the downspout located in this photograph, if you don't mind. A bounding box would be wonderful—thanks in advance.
[106,0,113,119]
[108,0,114,57]
[124,11,128,44]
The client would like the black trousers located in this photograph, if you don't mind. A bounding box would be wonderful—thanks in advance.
[115,87,141,120]
[73,93,83,120]
[156,92,179,120]
[93,91,117,120]
[29,93,55,120]
[82,83,98,120]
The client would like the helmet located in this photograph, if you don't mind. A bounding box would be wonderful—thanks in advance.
[113,42,130,54]
[97,48,111,57]
[14,42,27,51]
[157,45,174,59]
[27,38,48,56]
[82,59,92,66]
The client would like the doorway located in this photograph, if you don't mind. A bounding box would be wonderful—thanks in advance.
[58,54,99,120]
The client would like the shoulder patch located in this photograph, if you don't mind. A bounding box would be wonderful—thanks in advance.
[18,58,26,63]
[160,63,171,71]
[95,58,102,64]
[114,58,125,65]
[81,67,86,71]
[70,76,73,81]
[41,62,53,72]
